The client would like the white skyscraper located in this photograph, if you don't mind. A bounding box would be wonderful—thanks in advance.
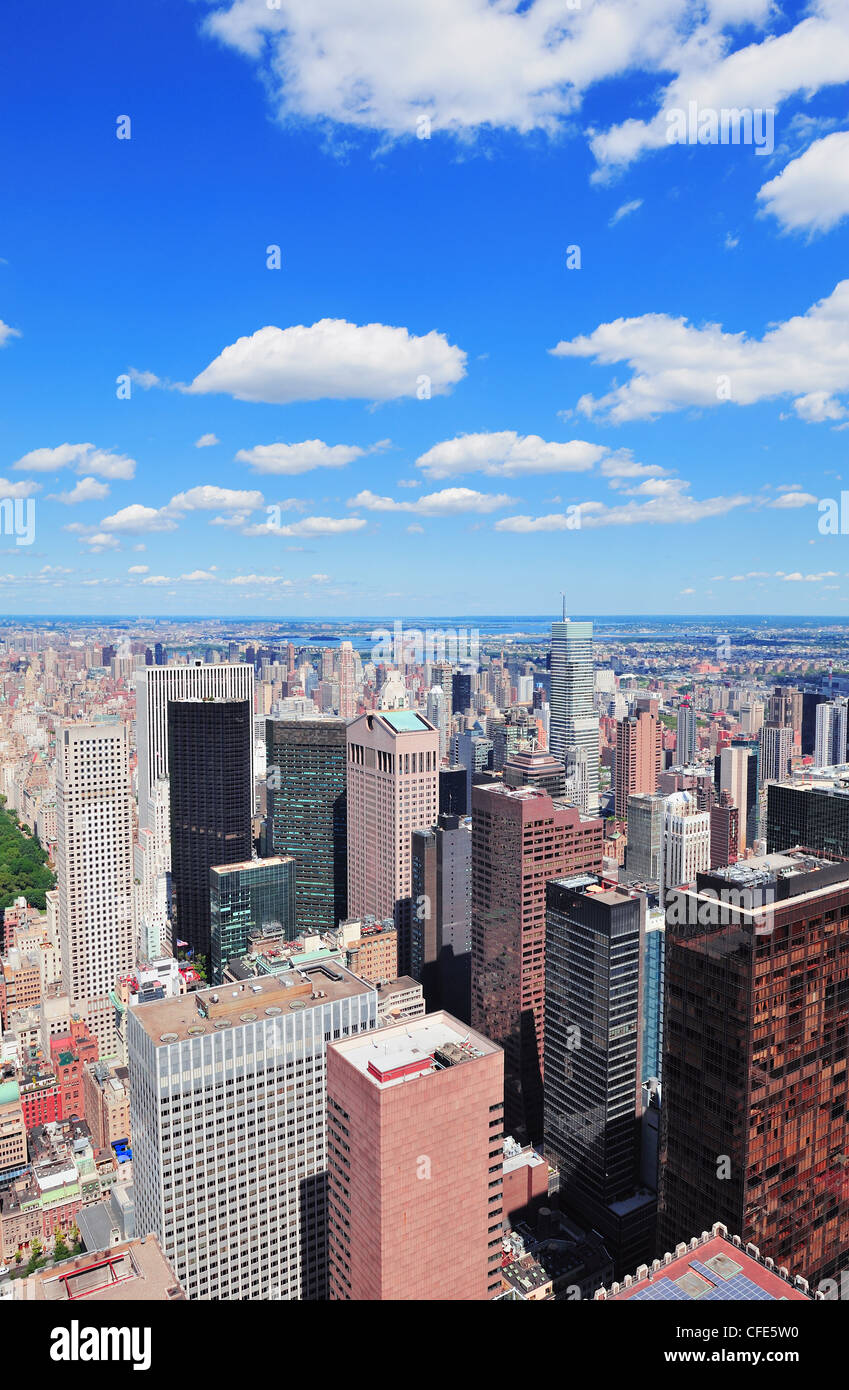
[659,791,710,903]
[719,744,750,855]
[134,662,255,826]
[815,698,848,769]
[426,685,450,761]
[56,723,135,1056]
[549,617,599,814]
[128,967,378,1300]
[759,723,792,785]
[134,777,172,962]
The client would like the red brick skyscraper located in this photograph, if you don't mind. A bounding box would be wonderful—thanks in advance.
[471,784,603,1142]
[615,708,662,817]
[327,1013,504,1301]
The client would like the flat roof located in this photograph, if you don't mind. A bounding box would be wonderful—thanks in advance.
[130,965,372,1046]
[604,1235,810,1302]
[210,855,292,875]
[330,1011,499,1089]
[23,1236,184,1302]
[380,710,433,733]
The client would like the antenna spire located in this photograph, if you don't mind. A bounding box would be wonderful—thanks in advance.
[561,592,567,620]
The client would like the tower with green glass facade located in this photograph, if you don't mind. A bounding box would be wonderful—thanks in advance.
[209,855,296,983]
[265,717,348,935]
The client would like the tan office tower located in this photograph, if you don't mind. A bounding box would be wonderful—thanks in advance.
[337,641,357,719]
[327,1013,504,1301]
[346,711,439,974]
[614,710,662,816]
[56,723,135,1058]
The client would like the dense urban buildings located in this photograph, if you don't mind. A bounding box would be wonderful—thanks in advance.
[128,967,378,1300]
[209,855,296,983]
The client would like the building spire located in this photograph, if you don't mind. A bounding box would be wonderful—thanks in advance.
[561,592,567,620]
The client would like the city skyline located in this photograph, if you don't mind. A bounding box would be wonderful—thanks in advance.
[3,1,849,616]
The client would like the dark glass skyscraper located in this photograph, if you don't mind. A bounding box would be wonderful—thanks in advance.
[167,699,253,962]
[410,814,472,1021]
[451,671,472,714]
[265,718,347,933]
[544,875,655,1276]
[209,855,296,983]
[660,853,849,1285]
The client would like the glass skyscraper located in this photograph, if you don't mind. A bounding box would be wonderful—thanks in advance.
[549,618,599,814]
[266,718,348,934]
[209,855,296,983]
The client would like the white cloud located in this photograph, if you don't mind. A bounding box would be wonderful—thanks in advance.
[793,391,846,424]
[0,477,40,499]
[242,515,368,537]
[100,505,178,534]
[49,477,110,505]
[226,574,294,586]
[127,368,161,390]
[782,570,838,582]
[415,432,607,480]
[236,439,366,474]
[142,575,173,586]
[767,490,818,508]
[166,485,265,513]
[349,487,514,515]
[201,0,775,148]
[758,130,849,235]
[609,199,643,226]
[128,564,149,574]
[12,442,136,480]
[195,433,220,448]
[77,532,121,552]
[496,478,750,530]
[0,319,20,347]
[589,0,849,180]
[183,319,466,404]
[551,280,849,423]
[407,523,425,533]
[180,570,218,582]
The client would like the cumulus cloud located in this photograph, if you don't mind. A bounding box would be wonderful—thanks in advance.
[0,476,40,499]
[49,477,110,505]
[758,129,849,235]
[200,0,776,149]
[195,433,220,448]
[236,439,367,474]
[767,490,818,508]
[166,485,265,513]
[551,280,849,423]
[0,319,20,347]
[100,505,178,534]
[496,477,750,530]
[609,199,643,226]
[415,432,607,480]
[349,487,515,515]
[182,319,466,404]
[128,565,149,574]
[242,515,368,538]
[12,443,136,480]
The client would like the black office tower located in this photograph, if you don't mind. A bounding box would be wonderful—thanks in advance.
[439,765,468,817]
[167,698,253,962]
[451,671,472,715]
[265,718,347,933]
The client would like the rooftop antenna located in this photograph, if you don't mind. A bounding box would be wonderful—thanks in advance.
[561,592,567,621]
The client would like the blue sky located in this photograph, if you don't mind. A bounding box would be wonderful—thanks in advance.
[2,0,849,617]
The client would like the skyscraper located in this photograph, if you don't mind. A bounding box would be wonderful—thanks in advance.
[659,853,849,1286]
[760,721,793,784]
[167,699,253,961]
[503,747,567,800]
[719,744,749,854]
[623,792,665,885]
[410,813,472,1020]
[471,783,603,1141]
[451,671,472,715]
[346,710,439,975]
[209,856,296,983]
[337,641,357,719]
[615,709,662,816]
[549,618,599,814]
[544,876,655,1276]
[135,662,254,829]
[326,1013,504,1301]
[658,791,710,902]
[676,700,697,764]
[266,718,348,934]
[129,967,378,1300]
[815,698,848,768]
[56,723,135,1058]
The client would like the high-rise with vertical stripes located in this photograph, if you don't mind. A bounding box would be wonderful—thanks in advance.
[549,618,599,815]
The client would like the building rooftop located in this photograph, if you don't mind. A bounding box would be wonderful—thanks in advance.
[330,1011,499,1089]
[596,1228,814,1302]
[13,1236,184,1301]
[130,964,373,1046]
